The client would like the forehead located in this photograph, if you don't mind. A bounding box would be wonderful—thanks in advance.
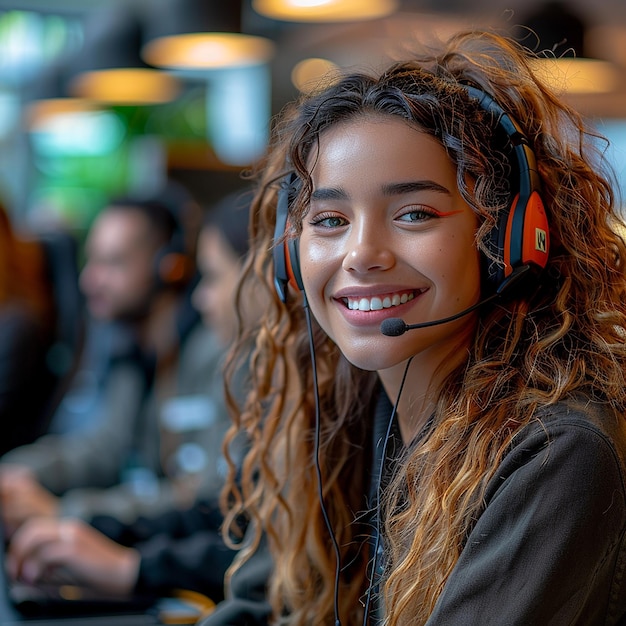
[88,209,153,253]
[310,115,455,187]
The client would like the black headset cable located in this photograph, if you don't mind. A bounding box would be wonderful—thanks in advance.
[303,294,343,626]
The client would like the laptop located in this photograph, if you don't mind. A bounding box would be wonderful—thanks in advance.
[0,545,214,625]
[7,580,160,620]
[0,530,161,625]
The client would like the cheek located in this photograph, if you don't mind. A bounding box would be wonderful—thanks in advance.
[192,285,210,314]
[215,287,232,317]
[110,270,130,291]
[127,270,151,291]
[300,237,339,294]
[209,278,237,320]
[428,231,480,284]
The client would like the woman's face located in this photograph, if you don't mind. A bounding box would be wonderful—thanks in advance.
[299,115,482,373]
[192,226,241,345]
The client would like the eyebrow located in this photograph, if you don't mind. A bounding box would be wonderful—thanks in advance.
[381,180,451,196]
[310,187,348,201]
[310,180,451,202]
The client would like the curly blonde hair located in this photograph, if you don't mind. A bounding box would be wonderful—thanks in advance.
[221,29,626,625]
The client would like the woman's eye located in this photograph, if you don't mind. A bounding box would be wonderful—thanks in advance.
[310,214,347,228]
[397,207,434,223]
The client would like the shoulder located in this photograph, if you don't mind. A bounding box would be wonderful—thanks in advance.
[488,397,626,517]
[0,304,42,357]
[0,304,39,336]
[437,398,626,624]
[178,323,225,366]
[512,397,626,474]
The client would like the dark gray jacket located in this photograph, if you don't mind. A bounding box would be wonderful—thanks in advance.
[200,392,626,625]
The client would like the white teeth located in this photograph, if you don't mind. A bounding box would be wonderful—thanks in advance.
[370,297,383,311]
[346,292,415,311]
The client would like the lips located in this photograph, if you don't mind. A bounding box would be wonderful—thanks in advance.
[341,289,421,311]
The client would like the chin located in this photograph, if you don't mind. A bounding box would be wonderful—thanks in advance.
[326,331,402,371]
[341,347,410,373]
[88,306,111,321]
[347,359,380,373]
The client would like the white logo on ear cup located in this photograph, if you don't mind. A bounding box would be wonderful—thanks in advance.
[535,228,547,253]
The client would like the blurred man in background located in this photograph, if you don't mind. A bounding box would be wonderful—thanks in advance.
[0,183,232,535]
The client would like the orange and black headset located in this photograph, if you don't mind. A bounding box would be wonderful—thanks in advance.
[273,84,550,303]
[463,85,550,293]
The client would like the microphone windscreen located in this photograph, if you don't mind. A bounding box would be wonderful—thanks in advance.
[380,318,407,336]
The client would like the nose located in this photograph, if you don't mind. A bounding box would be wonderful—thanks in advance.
[341,222,395,274]
[78,263,94,294]
[79,260,105,296]
[191,280,210,315]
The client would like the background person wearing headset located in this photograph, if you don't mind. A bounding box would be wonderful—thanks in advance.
[200,29,626,626]
[0,186,233,534]
[5,190,253,609]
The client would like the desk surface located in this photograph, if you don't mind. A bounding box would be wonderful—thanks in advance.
[1,615,160,625]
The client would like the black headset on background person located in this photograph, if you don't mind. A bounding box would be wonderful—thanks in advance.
[273,84,550,305]
[152,207,194,289]
[149,184,197,289]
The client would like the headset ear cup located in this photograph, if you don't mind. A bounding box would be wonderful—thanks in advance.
[285,236,303,291]
[521,191,549,270]
[487,189,550,293]
[273,172,303,302]
[463,85,550,296]
[274,233,303,302]
[502,191,550,281]
[157,251,194,285]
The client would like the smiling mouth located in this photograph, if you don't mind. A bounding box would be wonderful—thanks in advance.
[341,290,421,312]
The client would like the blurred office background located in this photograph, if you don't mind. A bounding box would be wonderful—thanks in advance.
[0,0,624,234]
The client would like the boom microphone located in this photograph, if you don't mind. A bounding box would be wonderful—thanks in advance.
[379,264,537,337]
[380,292,500,337]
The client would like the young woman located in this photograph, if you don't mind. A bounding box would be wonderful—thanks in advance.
[213,29,626,625]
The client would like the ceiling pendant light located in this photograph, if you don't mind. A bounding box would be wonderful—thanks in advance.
[140,0,275,166]
[142,32,274,70]
[529,57,618,95]
[142,0,274,70]
[71,68,180,105]
[23,58,101,130]
[251,0,399,23]
[66,3,181,106]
